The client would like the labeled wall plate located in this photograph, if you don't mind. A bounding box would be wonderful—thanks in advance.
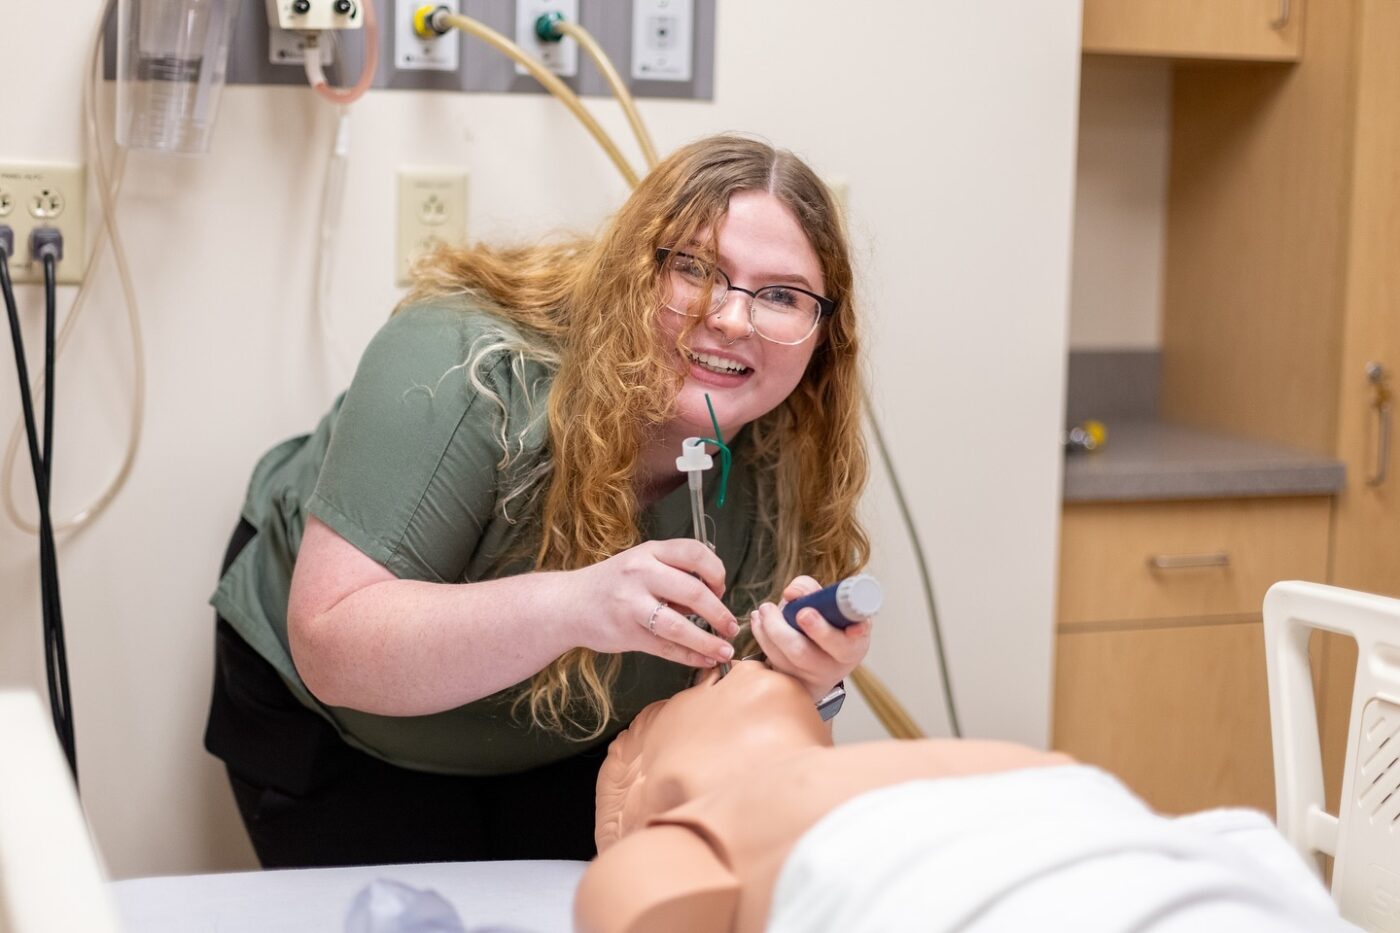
[632,0,692,82]
[514,0,579,77]
[267,24,335,65]
[0,162,86,286]
[395,0,459,71]
[396,168,468,286]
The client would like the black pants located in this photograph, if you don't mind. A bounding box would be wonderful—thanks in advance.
[204,520,604,868]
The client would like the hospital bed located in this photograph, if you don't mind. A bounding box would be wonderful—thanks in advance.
[0,580,1396,932]
[1265,581,1400,932]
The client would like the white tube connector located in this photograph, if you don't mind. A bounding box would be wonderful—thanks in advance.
[676,437,713,474]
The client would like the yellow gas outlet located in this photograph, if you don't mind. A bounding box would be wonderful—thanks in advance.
[0,162,86,286]
[396,168,468,286]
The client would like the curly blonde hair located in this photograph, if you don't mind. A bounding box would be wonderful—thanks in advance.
[399,134,870,736]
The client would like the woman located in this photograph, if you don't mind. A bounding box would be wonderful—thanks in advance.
[205,134,872,867]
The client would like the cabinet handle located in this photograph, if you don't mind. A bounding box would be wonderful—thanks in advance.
[1271,0,1291,30]
[1148,552,1230,570]
[1367,362,1392,487]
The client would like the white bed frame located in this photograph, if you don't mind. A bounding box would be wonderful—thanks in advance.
[1265,580,1400,933]
[0,690,122,932]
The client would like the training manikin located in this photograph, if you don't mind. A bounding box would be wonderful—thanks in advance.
[573,661,1069,933]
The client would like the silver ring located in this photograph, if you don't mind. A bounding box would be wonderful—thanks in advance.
[645,603,666,636]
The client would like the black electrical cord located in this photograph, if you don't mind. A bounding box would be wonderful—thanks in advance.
[41,252,77,780]
[0,248,78,783]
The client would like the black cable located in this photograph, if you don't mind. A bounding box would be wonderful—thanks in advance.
[42,255,54,483]
[864,394,962,738]
[41,253,77,781]
[0,253,59,724]
[0,249,77,782]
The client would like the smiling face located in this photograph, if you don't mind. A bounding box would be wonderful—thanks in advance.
[658,189,826,442]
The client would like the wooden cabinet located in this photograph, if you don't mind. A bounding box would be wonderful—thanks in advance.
[1082,0,1303,61]
[1054,0,1400,834]
[1311,0,1400,814]
[1058,498,1331,627]
[1059,0,1400,819]
[1159,0,1400,809]
[1052,497,1330,814]
[1055,621,1275,814]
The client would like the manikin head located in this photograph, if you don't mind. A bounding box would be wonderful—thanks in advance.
[595,661,831,850]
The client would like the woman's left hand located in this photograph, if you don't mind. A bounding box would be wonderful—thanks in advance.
[750,575,872,702]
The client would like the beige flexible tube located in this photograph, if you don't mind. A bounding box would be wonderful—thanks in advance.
[850,666,925,739]
[428,9,640,188]
[550,19,658,170]
[3,5,146,536]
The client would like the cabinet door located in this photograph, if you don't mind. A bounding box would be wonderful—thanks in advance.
[1333,0,1400,604]
[1053,621,1275,814]
[1082,0,1302,61]
[1322,0,1400,819]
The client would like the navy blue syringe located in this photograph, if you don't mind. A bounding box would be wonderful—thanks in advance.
[783,574,883,631]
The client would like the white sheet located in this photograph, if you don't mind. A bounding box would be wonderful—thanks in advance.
[109,859,586,933]
[769,764,1355,932]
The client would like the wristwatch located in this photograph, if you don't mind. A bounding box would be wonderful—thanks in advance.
[817,681,846,721]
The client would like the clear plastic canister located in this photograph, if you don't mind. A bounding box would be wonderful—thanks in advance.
[116,0,243,155]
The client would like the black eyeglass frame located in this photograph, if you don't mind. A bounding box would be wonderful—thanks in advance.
[654,248,838,320]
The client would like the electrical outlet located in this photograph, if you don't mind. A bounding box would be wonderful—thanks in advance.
[395,0,459,71]
[514,0,579,78]
[631,0,692,82]
[0,163,86,286]
[396,168,468,286]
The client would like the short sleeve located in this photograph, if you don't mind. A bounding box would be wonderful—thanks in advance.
[306,305,507,583]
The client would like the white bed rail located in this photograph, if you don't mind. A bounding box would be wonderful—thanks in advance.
[0,690,122,933]
[1264,581,1400,932]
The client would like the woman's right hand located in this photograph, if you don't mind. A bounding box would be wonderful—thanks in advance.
[562,539,739,669]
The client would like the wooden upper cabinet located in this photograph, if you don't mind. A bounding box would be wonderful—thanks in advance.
[1082,0,1303,61]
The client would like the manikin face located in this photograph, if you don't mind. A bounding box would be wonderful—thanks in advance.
[595,662,830,849]
[658,190,827,442]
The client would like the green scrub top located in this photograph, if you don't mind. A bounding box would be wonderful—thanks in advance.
[211,302,773,775]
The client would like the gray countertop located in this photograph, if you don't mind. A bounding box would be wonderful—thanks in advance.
[1063,421,1346,502]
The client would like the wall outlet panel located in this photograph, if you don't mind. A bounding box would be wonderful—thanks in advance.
[396,169,468,286]
[0,163,87,286]
[103,0,714,100]
[515,0,579,77]
[631,0,692,82]
[396,0,459,71]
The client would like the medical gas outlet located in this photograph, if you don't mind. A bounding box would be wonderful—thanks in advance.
[0,163,86,286]
[514,1,579,77]
[396,0,458,71]
[267,0,364,31]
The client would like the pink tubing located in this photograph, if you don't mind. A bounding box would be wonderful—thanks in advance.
[312,0,379,105]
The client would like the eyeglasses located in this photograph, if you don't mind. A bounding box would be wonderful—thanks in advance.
[655,247,834,346]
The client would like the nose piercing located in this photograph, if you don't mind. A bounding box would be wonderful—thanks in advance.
[722,323,754,345]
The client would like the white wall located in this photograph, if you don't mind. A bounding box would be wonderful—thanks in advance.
[0,1,1081,877]
[1069,57,1172,349]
